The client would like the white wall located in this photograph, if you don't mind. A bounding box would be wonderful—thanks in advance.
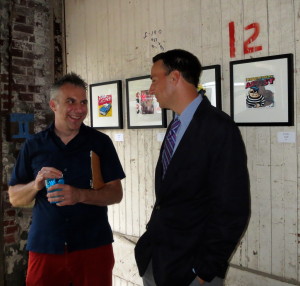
[64,0,300,285]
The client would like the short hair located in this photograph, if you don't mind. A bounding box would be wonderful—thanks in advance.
[50,72,87,100]
[250,86,259,92]
[152,49,202,87]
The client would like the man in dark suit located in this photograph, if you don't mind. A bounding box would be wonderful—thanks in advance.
[135,49,250,286]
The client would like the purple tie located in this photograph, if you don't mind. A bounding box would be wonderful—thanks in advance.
[162,118,181,176]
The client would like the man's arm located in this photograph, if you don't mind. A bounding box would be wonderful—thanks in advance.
[48,179,123,207]
[79,179,123,206]
[9,182,39,207]
[9,167,63,207]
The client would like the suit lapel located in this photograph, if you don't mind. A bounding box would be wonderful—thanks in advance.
[156,97,212,200]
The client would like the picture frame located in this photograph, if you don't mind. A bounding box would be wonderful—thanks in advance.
[199,65,222,109]
[126,75,167,129]
[89,80,123,129]
[230,54,294,126]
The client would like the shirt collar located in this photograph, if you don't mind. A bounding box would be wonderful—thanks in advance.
[176,95,203,129]
[48,122,87,147]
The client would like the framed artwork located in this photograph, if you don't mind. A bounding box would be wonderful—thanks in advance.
[126,75,167,129]
[89,80,123,129]
[199,65,222,109]
[230,54,294,126]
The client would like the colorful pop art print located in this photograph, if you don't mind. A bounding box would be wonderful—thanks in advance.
[230,54,294,126]
[89,80,123,129]
[126,75,167,129]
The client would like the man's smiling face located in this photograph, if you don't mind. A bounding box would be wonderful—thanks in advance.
[50,83,88,133]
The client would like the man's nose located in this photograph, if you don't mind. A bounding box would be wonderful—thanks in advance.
[149,84,154,95]
[74,103,86,112]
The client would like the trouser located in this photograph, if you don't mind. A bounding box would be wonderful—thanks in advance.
[26,244,114,286]
[142,260,224,286]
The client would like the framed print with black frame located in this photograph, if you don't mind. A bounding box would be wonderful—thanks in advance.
[89,80,123,129]
[126,75,167,129]
[230,54,294,126]
[199,65,222,109]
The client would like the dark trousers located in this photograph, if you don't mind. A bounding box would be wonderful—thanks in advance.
[142,260,224,286]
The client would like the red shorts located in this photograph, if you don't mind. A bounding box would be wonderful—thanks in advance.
[26,244,114,286]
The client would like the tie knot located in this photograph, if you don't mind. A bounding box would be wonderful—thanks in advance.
[169,118,181,135]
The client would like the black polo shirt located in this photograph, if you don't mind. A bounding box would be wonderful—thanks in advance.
[9,123,125,254]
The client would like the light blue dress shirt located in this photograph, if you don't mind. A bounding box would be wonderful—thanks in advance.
[173,95,203,153]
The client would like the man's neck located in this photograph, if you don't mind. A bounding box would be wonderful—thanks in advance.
[54,126,79,145]
[173,91,198,115]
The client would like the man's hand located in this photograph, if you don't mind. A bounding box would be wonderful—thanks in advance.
[35,167,63,191]
[46,184,80,206]
[47,179,123,207]
[8,167,63,207]
[197,277,205,285]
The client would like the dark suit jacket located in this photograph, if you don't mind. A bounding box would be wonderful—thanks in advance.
[135,96,250,286]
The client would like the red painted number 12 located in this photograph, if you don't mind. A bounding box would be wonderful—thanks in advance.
[229,21,262,58]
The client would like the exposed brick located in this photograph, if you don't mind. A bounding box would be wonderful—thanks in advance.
[15,6,31,16]
[23,51,34,59]
[12,65,26,75]
[28,85,41,93]
[15,15,26,24]
[19,93,33,101]
[3,220,15,227]
[3,102,14,109]
[11,48,23,57]
[13,58,33,67]
[12,40,33,51]
[34,54,42,60]
[35,21,42,28]
[34,69,44,77]
[35,102,45,110]
[14,74,35,85]
[1,74,9,82]
[1,0,64,282]
[28,0,36,8]
[4,235,16,244]
[14,24,34,34]
[14,32,30,41]
[3,201,13,209]
[19,0,27,7]
[5,209,16,217]
[27,67,34,75]
[5,225,19,234]
[13,83,27,92]
[1,64,9,73]
[1,94,10,100]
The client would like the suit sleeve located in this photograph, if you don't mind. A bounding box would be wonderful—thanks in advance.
[194,120,250,282]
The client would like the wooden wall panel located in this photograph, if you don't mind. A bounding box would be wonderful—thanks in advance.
[64,0,300,285]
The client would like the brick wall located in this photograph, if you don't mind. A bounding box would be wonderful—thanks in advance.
[0,0,63,284]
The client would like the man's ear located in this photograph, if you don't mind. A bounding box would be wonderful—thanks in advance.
[170,70,181,85]
[49,99,56,112]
